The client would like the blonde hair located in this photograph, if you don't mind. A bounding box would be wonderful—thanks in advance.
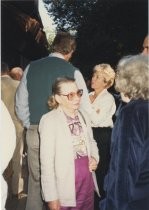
[48,77,75,109]
[115,54,149,100]
[93,64,115,88]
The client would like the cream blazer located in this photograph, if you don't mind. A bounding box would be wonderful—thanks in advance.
[1,75,23,132]
[39,106,99,207]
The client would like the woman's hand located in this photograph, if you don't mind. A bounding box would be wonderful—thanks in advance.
[89,157,98,172]
[47,200,60,210]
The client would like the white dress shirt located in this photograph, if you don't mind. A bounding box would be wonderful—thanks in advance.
[89,89,116,128]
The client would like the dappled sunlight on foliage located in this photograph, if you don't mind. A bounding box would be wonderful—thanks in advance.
[43,0,148,78]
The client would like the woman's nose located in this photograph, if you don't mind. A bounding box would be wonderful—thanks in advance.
[92,77,95,82]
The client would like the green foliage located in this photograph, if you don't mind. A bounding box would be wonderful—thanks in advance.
[43,0,97,30]
[44,28,55,52]
[43,0,148,78]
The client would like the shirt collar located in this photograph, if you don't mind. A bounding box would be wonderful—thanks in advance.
[1,74,11,78]
[49,52,65,60]
[91,88,107,97]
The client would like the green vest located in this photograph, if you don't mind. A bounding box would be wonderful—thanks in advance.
[27,56,76,124]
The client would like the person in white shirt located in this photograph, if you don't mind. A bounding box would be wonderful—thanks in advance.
[0,101,16,210]
[87,64,116,206]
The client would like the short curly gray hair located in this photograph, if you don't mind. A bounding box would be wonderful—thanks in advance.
[115,54,149,100]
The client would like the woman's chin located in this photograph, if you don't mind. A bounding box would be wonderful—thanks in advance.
[73,104,80,109]
[91,84,95,90]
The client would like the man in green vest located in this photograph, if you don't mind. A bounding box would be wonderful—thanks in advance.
[16,31,92,210]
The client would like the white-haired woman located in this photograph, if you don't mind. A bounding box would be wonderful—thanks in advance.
[87,64,116,204]
[39,77,99,210]
[100,54,149,210]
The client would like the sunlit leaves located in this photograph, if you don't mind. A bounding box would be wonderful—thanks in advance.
[43,0,98,30]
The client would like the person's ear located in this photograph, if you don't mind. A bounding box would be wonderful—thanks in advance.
[64,51,73,61]
[55,94,62,104]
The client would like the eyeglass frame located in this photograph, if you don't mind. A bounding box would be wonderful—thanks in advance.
[59,89,83,101]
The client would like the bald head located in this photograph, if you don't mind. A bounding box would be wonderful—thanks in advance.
[142,35,149,55]
[10,67,23,81]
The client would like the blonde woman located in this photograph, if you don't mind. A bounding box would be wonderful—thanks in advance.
[39,77,99,210]
[88,64,116,203]
[100,55,149,210]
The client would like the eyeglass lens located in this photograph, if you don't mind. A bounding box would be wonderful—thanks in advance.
[68,89,83,100]
[61,89,83,100]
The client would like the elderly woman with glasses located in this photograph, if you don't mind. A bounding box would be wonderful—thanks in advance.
[39,77,99,210]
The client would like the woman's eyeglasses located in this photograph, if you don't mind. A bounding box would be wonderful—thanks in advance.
[60,89,83,101]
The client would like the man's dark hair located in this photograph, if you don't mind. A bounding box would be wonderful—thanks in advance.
[1,62,9,73]
[51,31,76,55]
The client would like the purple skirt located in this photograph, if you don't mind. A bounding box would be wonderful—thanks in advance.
[60,156,94,210]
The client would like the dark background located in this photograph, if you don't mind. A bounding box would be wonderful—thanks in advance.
[44,0,148,78]
[1,0,49,69]
[1,0,148,75]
